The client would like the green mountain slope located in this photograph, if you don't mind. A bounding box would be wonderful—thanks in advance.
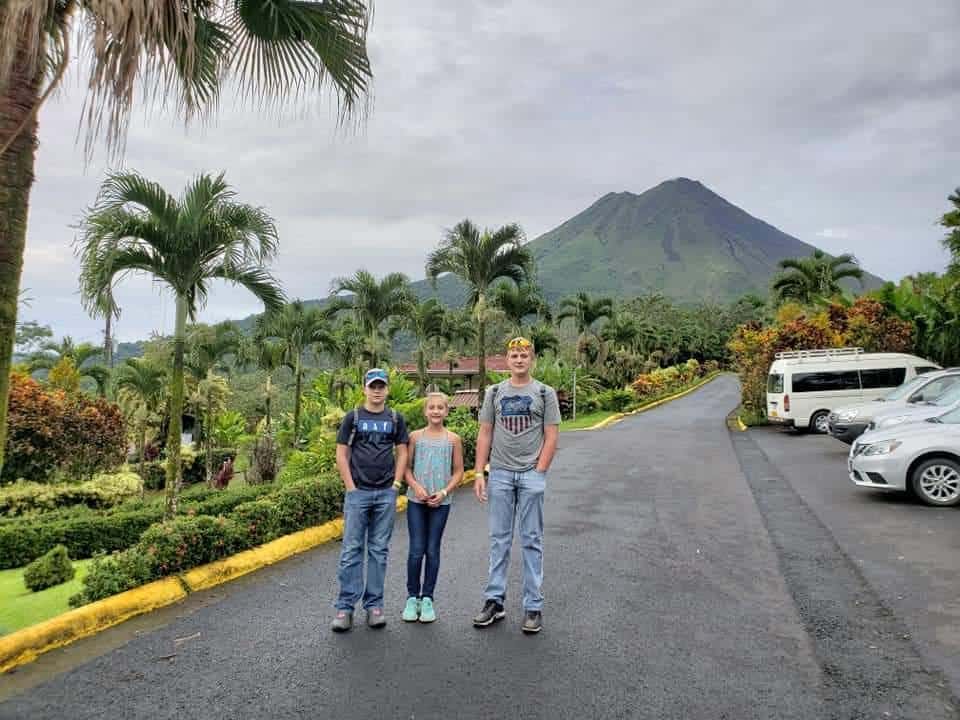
[520,177,883,303]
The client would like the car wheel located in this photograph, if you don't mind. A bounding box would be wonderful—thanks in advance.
[911,458,960,507]
[809,410,830,434]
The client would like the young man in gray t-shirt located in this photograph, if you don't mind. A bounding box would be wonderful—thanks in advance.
[472,336,561,634]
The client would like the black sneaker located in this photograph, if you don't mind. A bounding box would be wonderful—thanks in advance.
[472,600,506,627]
[521,610,542,634]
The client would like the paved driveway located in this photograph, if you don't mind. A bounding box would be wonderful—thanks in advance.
[0,375,956,719]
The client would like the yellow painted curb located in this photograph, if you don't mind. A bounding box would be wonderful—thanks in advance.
[584,372,723,431]
[736,416,748,432]
[0,577,186,674]
[2,469,480,673]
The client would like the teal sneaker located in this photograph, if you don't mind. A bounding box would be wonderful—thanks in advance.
[419,597,436,623]
[402,596,420,622]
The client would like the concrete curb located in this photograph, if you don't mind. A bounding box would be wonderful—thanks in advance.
[583,372,723,431]
[0,471,476,674]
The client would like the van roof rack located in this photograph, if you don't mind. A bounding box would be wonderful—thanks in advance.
[774,347,864,360]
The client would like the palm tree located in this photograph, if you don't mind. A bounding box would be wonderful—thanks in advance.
[77,171,284,518]
[328,270,414,367]
[257,300,332,447]
[240,336,288,431]
[771,249,864,306]
[436,309,476,388]
[29,336,109,395]
[526,321,560,357]
[0,0,373,478]
[601,312,641,352]
[186,322,242,481]
[114,358,167,483]
[940,188,960,273]
[557,292,614,366]
[426,219,532,399]
[389,298,445,394]
[491,282,551,335]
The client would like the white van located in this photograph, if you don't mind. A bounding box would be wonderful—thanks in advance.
[766,348,940,433]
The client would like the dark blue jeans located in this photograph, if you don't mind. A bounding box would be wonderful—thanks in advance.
[335,487,396,611]
[406,501,451,599]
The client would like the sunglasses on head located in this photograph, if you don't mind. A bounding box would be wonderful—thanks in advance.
[507,337,533,351]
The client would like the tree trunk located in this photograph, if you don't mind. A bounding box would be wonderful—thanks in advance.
[104,312,113,368]
[477,311,487,402]
[292,356,302,448]
[164,295,188,519]
[264,374,272,431]
[205,381,213,485]
[417,344,426,395]
[0,24,44,477]
[138,420,148,499]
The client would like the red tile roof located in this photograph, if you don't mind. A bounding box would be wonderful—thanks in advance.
[397,355,510,375]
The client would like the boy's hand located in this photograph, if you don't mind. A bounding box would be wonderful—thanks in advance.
[474,475,487,503]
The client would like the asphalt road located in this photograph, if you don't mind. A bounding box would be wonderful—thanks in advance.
[0,375,957,719]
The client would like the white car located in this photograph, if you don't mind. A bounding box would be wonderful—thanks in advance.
[869,381,960,432]
[828,369,960,443]
[849,407,960,506]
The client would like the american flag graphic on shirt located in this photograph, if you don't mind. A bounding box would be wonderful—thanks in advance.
[499,395,534,435]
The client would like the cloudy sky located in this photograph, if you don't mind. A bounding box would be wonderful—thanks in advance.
[21,0,960,343]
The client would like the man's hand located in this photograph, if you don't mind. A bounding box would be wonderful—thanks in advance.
[474,473,487,503]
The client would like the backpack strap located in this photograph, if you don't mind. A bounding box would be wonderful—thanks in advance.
[540,384,547,429]
[347,406,361,447]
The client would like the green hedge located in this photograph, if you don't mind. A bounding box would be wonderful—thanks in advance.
[0,483,279,569]
[72,475,345,606]
[0,472,143,517]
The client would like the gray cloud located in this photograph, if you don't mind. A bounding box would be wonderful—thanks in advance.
[19,0,959,343]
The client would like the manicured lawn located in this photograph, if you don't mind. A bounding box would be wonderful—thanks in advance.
[560,410,618,431]
[0,559,93,636]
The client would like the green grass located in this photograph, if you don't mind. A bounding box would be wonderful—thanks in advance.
[0,559,93,636]
[560,410,618,431]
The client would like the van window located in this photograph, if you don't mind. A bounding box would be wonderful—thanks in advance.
[767,374,784,393]
[916,366,939,375]
[859,367,907,389]
[792,371,860,393]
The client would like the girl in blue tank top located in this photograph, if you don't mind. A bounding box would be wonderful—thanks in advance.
[401,392,464,623]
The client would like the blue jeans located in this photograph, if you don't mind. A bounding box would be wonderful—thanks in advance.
[484,468,546,611]
[335,487,397,611]
[406,501,451,599]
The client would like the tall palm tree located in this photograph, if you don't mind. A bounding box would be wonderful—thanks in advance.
[390,298,445,394]
[557,292,614,366]
[601,312,641,352]
[940,187,960,274]
[114,358,167,482]
[491,282,551,335]
[526,321,560,357]
[426,219,532,399]
[437,308,476,387]
[771,249,864,306]
[28,335,109,395]
[257,300,332,447]
[186,322,241,481]
[77,171,284,518]
[240,336,287,431]
[328,270,413,367]
[0,0,373,478]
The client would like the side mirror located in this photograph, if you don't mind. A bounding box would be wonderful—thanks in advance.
[907,394,922,403]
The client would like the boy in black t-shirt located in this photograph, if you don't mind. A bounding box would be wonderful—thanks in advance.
[331,368,409,632]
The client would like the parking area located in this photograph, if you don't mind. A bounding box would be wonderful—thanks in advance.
[749,425,960,696]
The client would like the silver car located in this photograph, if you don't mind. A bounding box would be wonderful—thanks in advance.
[849,407,960,506]
[869,380,960,432]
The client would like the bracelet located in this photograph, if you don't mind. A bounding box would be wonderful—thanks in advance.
[441,488,448,499]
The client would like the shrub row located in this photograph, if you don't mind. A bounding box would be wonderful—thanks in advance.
[0,472,143,517]
[0,483,279,569]
[71,475,345,606]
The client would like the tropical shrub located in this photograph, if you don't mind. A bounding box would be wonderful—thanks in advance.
[3,372,126,483]
[211,411,246,448]
[68,550,155,608]
[23,545,75,592]
[138,515,246,576]
[231,499,280,545]
[277,449,333,484]
[141,448,205,491]
[597,389,636,412]
[248,433,281,485]
[0,472,143,517]
[446,407,479,468]
[394,397,426,431]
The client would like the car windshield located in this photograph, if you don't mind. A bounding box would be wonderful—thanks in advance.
[881,375,930,401]
[931,383,960,406]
